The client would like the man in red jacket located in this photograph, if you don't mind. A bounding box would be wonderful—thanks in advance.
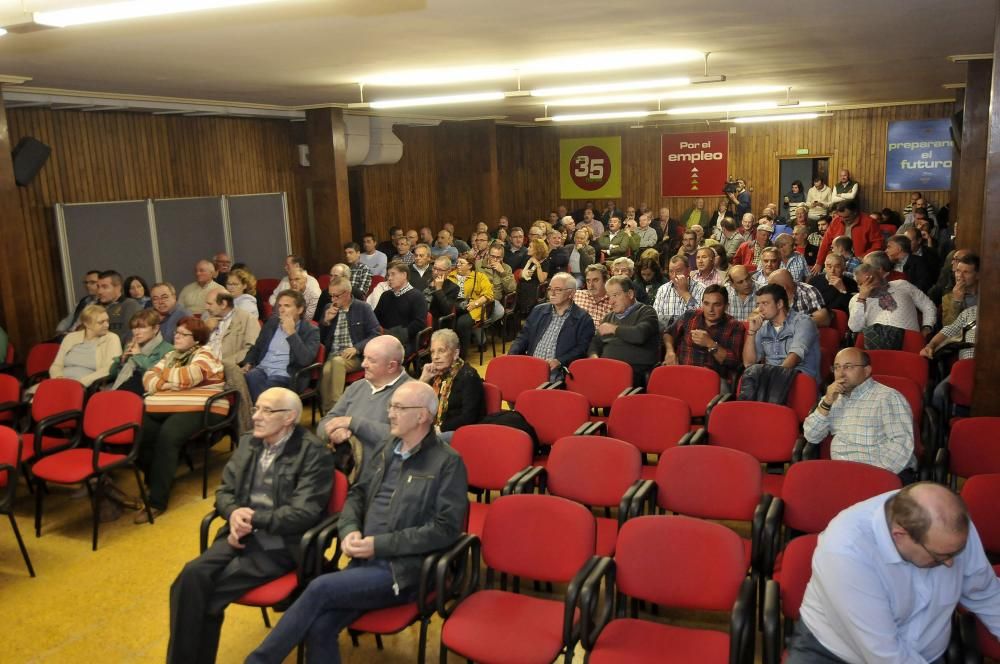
[812,200,884,275]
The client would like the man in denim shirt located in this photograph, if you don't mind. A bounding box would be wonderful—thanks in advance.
[742,283,820,380]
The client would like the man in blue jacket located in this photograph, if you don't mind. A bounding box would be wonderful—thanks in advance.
[241,289,321,402]
[318,276,381,411]
[509,272,596,380]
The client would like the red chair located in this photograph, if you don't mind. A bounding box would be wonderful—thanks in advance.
[30,391,148,550]
[867,349,929,393]
[515,389,591,464]
[484,355,550,408]
[452,424,533,537]
[855,330,926,354]
[482,381,502,415]
[316,273,331,292]
[436,494,599,664]
[24,343,61,387]
[200,469,349,627]
[0,342,16,375]
[579,515,755,664]
[256,278,280,305]
[563,358,633,420]
[873,374,934,463]
[515,435,642,556]
[0,427,34,576]
[19,378,86,465]
[408,312,434,373]
[585,393,692,479]
[0,374,22,428]
[961,473,1000,557]
[945,358,975,428]
[818,327,840,380]
[963,565,1000,661]
[934,417,1000,488]
[368,274,386,295]
[830,308,849,341]
[705,400,804,498]
[785,372,818,424]
[647,365,726,429]
[762,534,819,664]
[293,344,326,425]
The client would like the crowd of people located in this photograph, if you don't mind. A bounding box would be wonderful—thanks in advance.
[20,172,997,664]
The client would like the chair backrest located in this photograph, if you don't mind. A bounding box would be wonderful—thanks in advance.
[962,474,1000,556]
[781,460,901,533]
[779,533,819,621]
[647,365,721,418]
[452,424,533,491]
[707,401,800,463]
[655,445,762,520]
[565,358,633,410]
[515,389,590,447]
[866,350,928,391]
[546,435,641,508]
[328,470,350,514]
[786,373,818,423]
[831,309,849,341]
[83,391,144,445]
[316,274,331,292]
[948,418,1000,480]
[0,426,20,490]
[873,375,922,420]
[0,374,20,425]
[256,278,280,303]
[482,382,502,415]
[615,515,745,611]
[369,275,386,295]
[4,343,13,365]
[855,329,926,354]
[484,355,550,406]
[949,359,975,408]
[481,494,596,583]
[31,379,85,428]
[26,343,61,378]
[607,394,690,455]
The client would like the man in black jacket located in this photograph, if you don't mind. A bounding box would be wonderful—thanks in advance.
[241,289,321,402]
[168,388,334,664]
[247,380,468,664]
[373,262,429,353]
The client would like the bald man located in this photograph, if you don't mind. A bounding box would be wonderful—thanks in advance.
[803,347,915,478]
[788,482,1000,663]
[178,259,225,316]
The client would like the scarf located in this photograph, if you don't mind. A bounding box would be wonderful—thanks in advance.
[165,344,201,369]
[111,333,165,390]
[870,284,898,312]
[432,358,465,427]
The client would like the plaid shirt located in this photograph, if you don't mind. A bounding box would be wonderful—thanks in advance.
[392,252,415,266]
[939,306,977,360]
[652,280,705,331]
[726,286,757,321]
[348,262,372,295]
[691,268,724,287]
[793,282,826,315]
[666,310,746,382]
[532,305,570,363]
[803,378,914,473]
[573,290,613,328]
[783,253,809,283]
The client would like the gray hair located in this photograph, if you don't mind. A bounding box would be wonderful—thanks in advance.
[611,257,635,271]
[853,262,878,279]
[330,263,352,279]
[431,328,460,351]
[550,272,577,291]
[864,250,892,273]
[397,381,439,420]
[260,387,303,421]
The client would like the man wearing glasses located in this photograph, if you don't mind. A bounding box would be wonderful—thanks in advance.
[318,277,380,412]
[803,347,915,481]
[788,482,1000,664]
[168,387,334,664]
[55,269,102,336]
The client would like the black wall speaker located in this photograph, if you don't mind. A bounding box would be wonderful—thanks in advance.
[12,136,51,186]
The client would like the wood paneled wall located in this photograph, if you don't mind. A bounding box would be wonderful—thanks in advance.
[2,107,305,348]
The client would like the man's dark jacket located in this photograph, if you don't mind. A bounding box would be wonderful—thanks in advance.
[318,299,380,355]
[244,316,321,393]
[509,301,595,368]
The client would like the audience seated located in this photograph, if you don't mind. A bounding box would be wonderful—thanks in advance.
[49,303,122,389]
[886,234,933,293]
[269,255,321,310]
[609,256,648,304]
[503,226,528,271]
[573,264,613,328]
[241,289,321,403]
[903,226,941,277]
[752,246,783,289]
[318,277,380,412]
[407,243,434,291]
[203,291,259,367]
[178,260,225,317]
[725,265,757,321]
[634,257,664,302]
[475,241,517,307]
[814,199,884,273]
[775,232,809,282]
[732,222,773,271]
[922,305,977,414]
[691,246,724,287]
[211,252,232,287]
[598,215,638,259]
[663,284,746,390]
[743,283,821,380]
[150,282,190,343]
[430,228,459,262]
[342,242,373,295]
[769,268,831,328]
[224,268,259,318]
[809,254,858,313]
[124,275,152,308]
[418,328,484,442]
[138,316,226,521]
[97,270,144,343]
[589,275,660,386]
[287,267,320,321]
[652,255,705,331]
[831,235,861,275]
[940,252,978,326]
[848,262,936,339]
[391,235,415,266]
[56,269,100,336]
[373,262,429,354]
[108,309,173,395]
[448,254,495,355]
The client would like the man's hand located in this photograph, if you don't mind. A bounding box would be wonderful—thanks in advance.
[328,427,352,445]
[323,305,339,325]
[747,310,764,334]
[240,363,252,374]
[662,343,678,366]
[227,531,245,549]
[672,274,690,297]
[341,347,357,360]
[690,329,713,348]
[545,358,561,371]
[952,282,966,301]
[342,531,375,559]
[229,506,254,541]
[280,313,296,336]
[824,379,847,406]
[919,344,935,359]
[809,263,822,276]
[857,273,875,300]
[324,416,352,435]
[597,322,618,336]
[826,274,845,292]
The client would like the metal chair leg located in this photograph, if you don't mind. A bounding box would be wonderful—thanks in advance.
[91,476,101,551]
[260,607,271,628]
[34,478,44,537]
[9,513,35,577]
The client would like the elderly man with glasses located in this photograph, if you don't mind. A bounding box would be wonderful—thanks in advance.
[318,277,381,412]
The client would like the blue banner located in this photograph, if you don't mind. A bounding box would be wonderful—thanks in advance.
[884,119,954,191]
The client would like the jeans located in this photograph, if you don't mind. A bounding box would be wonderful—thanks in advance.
[455,300,504,355]
[245,368,290,403]
[246,560,413,664]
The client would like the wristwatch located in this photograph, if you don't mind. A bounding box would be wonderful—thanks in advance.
[708,344,720,354]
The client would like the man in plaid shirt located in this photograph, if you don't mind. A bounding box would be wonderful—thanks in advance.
[652,256,704,331]
[573,264,614,328]
[725,265,757,321]
[343,242,373,295]
[663,284,746,388]
[769,268,831,328]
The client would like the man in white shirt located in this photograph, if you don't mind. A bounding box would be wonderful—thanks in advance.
[806,177,834,222]
[358,234,388,277]
[848,263,936,336]
[268,255,321,310]
[178,260,226,316]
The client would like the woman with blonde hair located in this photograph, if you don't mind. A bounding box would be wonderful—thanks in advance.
[225,267,259,318]
[516,237,551,315]
[49,303,122,388]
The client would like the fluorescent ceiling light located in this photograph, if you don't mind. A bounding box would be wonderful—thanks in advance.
[33,0,279,27]
[728,112,832,124]
[368,91,505,109]
[0,28,6,37]
[667,100,825,115]
[543,85,791,108]
[360,67,516,87]
[658,84,787,101]
[549,110,650,123]
[525,49,702,75]
[530,77,691,98]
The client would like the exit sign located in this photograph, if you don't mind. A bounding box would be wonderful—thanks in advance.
[796,148,810,155]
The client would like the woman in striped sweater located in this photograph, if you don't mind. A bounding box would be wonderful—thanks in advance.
[136,317,228,523]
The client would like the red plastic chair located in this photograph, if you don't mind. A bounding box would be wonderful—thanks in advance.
[564,358,633,420]
[947,359,975,427]
[935,417,1000,488]
[369,274,386,295]
[647,365,725,428]
[0,426,34,576]
[966,564,1000,661]
[0,374,21,428]
[256,278,280,305]
[437,494,599,664]
[762,534,819,664]
[24,343,61,386]
[873,374,932,462]
[293,344,326,425]
[316,273,331,292]
[818,327,840,380]
[579,515,755,664]
[855,330,926,354]
[785,372,818,424]
[19,378,86,464]
[587,393,692,479]
[705,400,803,498]
[452,424,533,537]
[515,435,642,556]
[866,350,929,393]
[961,473,1000,556]
[830,308,849,341]
[482,381,502,415]
[515,389,591,464]
[30,391,147,550]
[484,355,550,408]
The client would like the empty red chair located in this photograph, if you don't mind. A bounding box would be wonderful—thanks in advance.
[482,381,502,415]
[818,327,840,380]
[517,435,642,556]
[437,494,599,664]
[368,274,386,295]
[316,273,331,292]
[946,358,975,426]
[580,515,755,664]
[452,424,533,537]
[293,343,326,425]
[485,355,550,408]
[866,350,929,392]
[831,309,849,341]
[0,374,21,427]
[24,342,61,386]
[935,417,1000,488]
[30,391,147,550]
[961,473,1000,556]
[705,400,803,498]
[0,426,34,576]
[785,372,818,424]
[589,393,691,479]
[647,365,725,427]
[564,358,633,420]
[873,374,931,462]
[855,329,926,354]
[255,278,280,305]
[19,378,85,464]
[515,389,591,464]
[762,534,819,664]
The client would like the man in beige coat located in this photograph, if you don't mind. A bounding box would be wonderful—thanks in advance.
[205,290,260,366]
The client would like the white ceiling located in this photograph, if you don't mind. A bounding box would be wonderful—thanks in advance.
[0,0,991,122]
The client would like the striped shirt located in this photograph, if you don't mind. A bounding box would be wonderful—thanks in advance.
[726,287,757,321]
[573,290,613,328]
[783,253,809,283]
[691,268,724,287]
[652,280,705,331]
[803,378,914,473]
[142,346,228,416]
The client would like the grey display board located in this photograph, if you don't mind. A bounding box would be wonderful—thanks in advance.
[228,193,291,279]
[153,197,228,287]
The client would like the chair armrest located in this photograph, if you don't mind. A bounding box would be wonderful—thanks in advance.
[762,579,781,664]
[200,389,241,431]
[750,494,773,573]
[0,400,27,430]
[624,386,644,395]
[705,392,731,423]
[627,479,657,518]
[684,428,707,446]
[541,380,564,390]
[577,556,615,651]
[26,370,50,387]
[617,480,645,527]
[956,611,982,664]
[416,550,446,617]
[85,376,112,400]
[435,533,480,619]
[762,498,785,578]
[501,465,536,496]
[300,513,340,582]
[922,405,940,461]
[291,362,322,388]
[791,436,810,463]
[730,576,757,664]
[31,409,84,459]
[92,422,141,469]
[438,312,456,330]
[934,448,949,486]
[512,466,546,495]
[0,461,19,508]
[575,420,605,436]
[200,509,224,553]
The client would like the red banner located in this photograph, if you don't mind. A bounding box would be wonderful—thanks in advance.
[661,131,730,197]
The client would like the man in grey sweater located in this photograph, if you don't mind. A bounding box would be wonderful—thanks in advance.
[317,335,412,473]
[589,276,661,387]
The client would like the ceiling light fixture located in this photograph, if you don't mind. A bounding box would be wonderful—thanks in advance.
[33,0,281,27]
[543,84,791,108]
[366,91,506,109]
[0,27,6,37]
[667,100,827,115]
[530,77,691,98]
[546,110,651,123]
[523,49,703,75]
[726,112,833,124]
[359,67,517,87]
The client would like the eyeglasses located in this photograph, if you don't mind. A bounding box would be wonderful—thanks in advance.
[151,295,172,302]
[174,331,194,338]
[916,538,965,565]
[251,406,292,416]
[832,363,865,371]
[548,288,569,294]
[387,403,424,413]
